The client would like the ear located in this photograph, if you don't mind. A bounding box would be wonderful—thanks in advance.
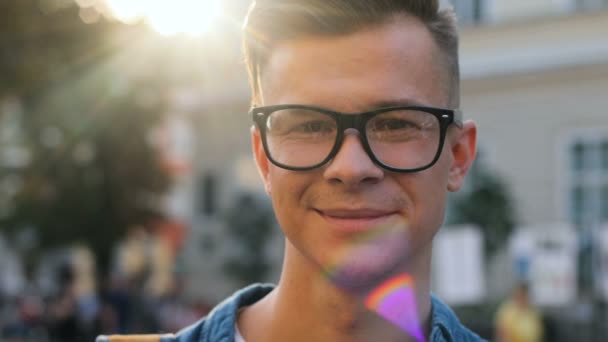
[251,125,272,195]
[447,121,477,192]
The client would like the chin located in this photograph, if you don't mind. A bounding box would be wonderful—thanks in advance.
[322,230,410,294]
[326,263,401,294]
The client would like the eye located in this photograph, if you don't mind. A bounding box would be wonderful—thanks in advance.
[370,118,419,132]
[266,108,336,137]
[292,121,335,133]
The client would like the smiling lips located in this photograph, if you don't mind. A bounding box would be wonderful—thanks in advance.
[316,208,399,233]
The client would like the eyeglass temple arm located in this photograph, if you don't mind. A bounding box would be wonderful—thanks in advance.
[453,109,464,128]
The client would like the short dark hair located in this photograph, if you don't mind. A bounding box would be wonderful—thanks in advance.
[243,0,460,107]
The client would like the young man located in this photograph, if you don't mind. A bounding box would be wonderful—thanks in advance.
[99,0,482,341]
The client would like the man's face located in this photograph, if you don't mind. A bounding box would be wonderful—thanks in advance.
[252,16,475,290]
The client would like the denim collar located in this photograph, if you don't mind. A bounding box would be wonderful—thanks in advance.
[167,284,485,342]
[429,294,486,342]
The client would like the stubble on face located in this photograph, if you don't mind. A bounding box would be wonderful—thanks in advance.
[257,15,454,291]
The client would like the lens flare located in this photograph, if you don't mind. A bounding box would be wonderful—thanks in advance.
[317,216,424,340]
[104,0,222,36]
[322,216,411,291]
[365,274,426,342]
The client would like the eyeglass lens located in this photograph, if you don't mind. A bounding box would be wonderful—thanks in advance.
[264,108,440,170]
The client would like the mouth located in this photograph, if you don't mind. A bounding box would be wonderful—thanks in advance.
[315,208,400,233]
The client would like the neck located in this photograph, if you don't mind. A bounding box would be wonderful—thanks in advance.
[239,240,433,342]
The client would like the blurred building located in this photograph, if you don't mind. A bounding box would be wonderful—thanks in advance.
[456,0,607,291]
[157,0,275,303]
[450,1,608,340]
[158,83,261,303]
[457,0,608,231]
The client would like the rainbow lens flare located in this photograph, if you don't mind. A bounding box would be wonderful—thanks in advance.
[365,274,425,342]
[321,218,411,292]
[313,215,423,339]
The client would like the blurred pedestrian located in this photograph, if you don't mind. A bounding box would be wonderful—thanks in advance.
[494,283,544,342]
[46,262,87,342]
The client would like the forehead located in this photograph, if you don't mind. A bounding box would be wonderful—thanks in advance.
[261,16,448,110]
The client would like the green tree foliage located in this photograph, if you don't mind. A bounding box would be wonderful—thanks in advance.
[448,167,517,258]
[0,0,171,272]
[223,193,275,285]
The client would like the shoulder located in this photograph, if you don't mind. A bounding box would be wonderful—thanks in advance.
[168,284,275,342]
[98,284,275,342]
[430,295,488,342]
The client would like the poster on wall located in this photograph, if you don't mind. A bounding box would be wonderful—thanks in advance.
[433,225,485,305]
[525,223,577,307]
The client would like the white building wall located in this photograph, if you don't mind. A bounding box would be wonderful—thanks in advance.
[460,10,608,226]
[487,0,572,22]
[463,65,608,224]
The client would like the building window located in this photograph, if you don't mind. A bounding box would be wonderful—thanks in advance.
[446,0,486,25]
[575,0,608,11]
[200,173,217,216]
[566,134,608,228]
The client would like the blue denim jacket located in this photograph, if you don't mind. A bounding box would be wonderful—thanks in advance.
[99,283,486,342]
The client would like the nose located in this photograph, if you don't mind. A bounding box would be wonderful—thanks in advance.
[323,130,384,186]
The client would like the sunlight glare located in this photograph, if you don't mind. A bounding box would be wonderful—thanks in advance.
[105,0,222,36]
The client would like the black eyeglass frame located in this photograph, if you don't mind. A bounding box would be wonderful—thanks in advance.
[250,104,463,173]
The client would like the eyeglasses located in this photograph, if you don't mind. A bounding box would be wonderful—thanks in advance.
[251,104,463,173]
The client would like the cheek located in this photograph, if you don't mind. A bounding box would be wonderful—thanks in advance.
[422,167,449,221]
[399,165,450,240]
[267,168,310,227]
